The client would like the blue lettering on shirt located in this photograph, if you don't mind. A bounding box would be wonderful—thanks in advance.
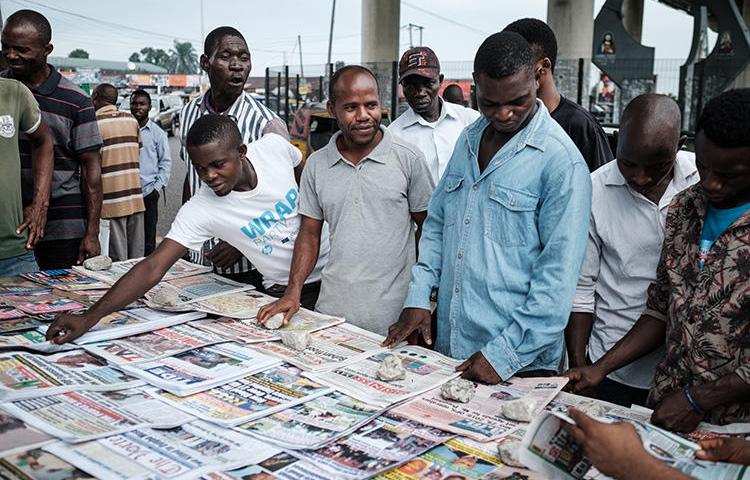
[240,188,298,239]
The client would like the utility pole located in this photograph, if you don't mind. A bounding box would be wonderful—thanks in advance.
[407,23,424,47]
[326,0,336,68]
[298,35,304,79]
[199,0,204,42]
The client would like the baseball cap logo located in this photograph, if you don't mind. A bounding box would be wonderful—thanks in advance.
[407,52,428,69]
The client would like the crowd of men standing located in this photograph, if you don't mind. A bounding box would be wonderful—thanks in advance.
[2,8,750,479]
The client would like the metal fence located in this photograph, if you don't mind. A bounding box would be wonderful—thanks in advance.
[266,58,692,130]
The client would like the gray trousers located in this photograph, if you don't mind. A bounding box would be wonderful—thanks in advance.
[108,212,145,262]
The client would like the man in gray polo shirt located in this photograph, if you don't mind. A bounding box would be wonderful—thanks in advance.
[258,65,434,335]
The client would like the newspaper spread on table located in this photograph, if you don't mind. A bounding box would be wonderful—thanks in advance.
[154,363,332,427]
[0,448,95,479]
[1,387,194,443]
[191,309,345,343]
[192,290,277,318]
[304,346,461,408]
[237,391,385,450]
[81,324,227,365]
[0,316,47,334]
[46,420,280,480]
[392,376,567,442]
[7,294,85,315]
[117,342,281,396]
[20,269,108,291]
[0,349,143,401]
[0,413,54,457]
[250,323,389,372]
[289,412,455,480]
[0,329,75,353]
[204,452,330,480]
[73,258,212,285]
[144,273,255,308]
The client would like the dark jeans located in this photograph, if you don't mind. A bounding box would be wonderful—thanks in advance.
[34,238,81,270]
[517,369,558,378]
[265,281,321,311]
[143,190,160,256]
[219,269,265,291]
[596,377,649,408]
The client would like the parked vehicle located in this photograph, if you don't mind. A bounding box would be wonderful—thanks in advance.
[119,94,183,136]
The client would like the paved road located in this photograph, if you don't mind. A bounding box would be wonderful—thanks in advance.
[155,134,187,240]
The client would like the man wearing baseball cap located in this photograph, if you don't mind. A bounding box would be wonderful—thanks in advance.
[389,47,480,184]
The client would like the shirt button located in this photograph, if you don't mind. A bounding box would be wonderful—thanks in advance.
[472,185,478,191]
[457,253,462,259]
[464,218,470,224]
[454,287,460,294]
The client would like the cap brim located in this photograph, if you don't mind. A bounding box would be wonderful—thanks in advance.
[399,67,439,83]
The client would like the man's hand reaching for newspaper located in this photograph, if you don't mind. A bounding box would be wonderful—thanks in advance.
[565,408,691,480]
[564,364,606,394]
[383,308,432,348]
[456,351,501,384]
[696,438,750,465]
[257,294,301,327]
[47,313,98,344]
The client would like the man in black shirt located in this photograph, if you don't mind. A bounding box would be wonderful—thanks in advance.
[505,18,613,172]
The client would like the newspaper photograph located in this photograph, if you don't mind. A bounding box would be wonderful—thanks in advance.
[1,387,194,443]
[375,437,503,479]
[304,346,461,409]
[0,316,46,334]
[144,274,255,308]
[289,412,454,480]
[192,290,277,318]
[0,329,75,353]
[251,323,389,372]
[0,448,95,480]
[0,349,144,401]
[191,310,345,344]
[0,414,54,457]
[154,363,331,427]
[204,452,332,480]
[0,308,25,319]
[46,420,280,480]
[37,308,207,345]
[10,294,85,315]
[21,269,108,291]
[118,342,281,396]
[81,324,227,365]
[238,391,384,450]
[73,257,212,285]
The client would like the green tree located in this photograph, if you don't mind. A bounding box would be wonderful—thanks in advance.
[169,41,199,73]
[128,52,141,62]
[68,49,89,59]
[139,47,172,70]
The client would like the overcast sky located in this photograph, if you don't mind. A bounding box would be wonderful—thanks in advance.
[2,0,704,72]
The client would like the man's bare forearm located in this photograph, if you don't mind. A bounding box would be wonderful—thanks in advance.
[566,312,594,368]
[28,122,53,208]
[595,314,665,375]
[79,151,102,235]
[693,373,750,413]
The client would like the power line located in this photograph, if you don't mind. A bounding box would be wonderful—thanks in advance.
[401,0,488,36]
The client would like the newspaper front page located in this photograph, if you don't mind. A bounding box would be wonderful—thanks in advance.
[0,316,46,334]
[1,387,194,443]
[154,363,331,427]
[203,452,331,480]
[0,448,95,480]
[304,346,461,408]
[237,391,384,450]
[250,323,389,372]
[0,329,75,353]
[393,376,567,442]
[21,269,108,290]
[0,349,143,401]
[73,258,212,285]
[82,324,227,365]
[191,310,345,344]
[144,274,255,308]
[0,413,54,457]
[118,342,281,396]
[289,413,454,480]
[192,290,277,319]
[46,420,280,480]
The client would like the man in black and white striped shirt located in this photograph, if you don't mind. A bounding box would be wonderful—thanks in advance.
[180,26,289,287]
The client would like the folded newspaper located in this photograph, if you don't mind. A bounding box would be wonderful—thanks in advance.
[393,376,567,442]
[238,391,385,450]
[0,413,54,457]
[154,363,331,427]
[1,388,193,443]
[0,329,75,353]
[46,420,281,480]
[117,342,281,396]
[0,349,143,401]
[191,309,345,344]
[204,451,330,480]
[0,448,95,480]
[250,323,390,372]
[81,324,227,365]
[72,257,212,285]
[304,346,462,409]
[0,316,46,334]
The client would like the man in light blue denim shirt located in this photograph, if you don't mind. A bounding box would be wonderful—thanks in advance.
[385,32,592,383]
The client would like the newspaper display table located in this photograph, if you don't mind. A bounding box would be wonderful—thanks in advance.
[0,263,746,480]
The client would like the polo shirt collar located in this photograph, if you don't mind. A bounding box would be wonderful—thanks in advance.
[6,63,61,95]
[327,126,392,167]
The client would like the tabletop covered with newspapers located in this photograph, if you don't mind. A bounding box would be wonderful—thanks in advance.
[0,259,747,480]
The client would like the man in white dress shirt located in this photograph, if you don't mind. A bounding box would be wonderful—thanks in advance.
[389,47,479,184]
[565,94,699,406]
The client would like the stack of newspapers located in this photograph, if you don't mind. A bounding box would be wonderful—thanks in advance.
[0,260,743,480]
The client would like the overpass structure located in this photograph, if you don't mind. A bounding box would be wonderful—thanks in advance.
[360,0,750,129]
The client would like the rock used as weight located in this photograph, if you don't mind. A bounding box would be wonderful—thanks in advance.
[264,313,285,330]
[376,354,406,382]
[500,398,538,423]
[497,439,525,468]
[83,255,112,271]
[150,286,180,307]
[440,378,476,403]
[280,331,312,351]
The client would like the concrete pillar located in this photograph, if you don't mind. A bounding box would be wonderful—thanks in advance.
[622,0,644,42]
[547,0,594,100]
[730,0,750,89]
[361,0,401,63]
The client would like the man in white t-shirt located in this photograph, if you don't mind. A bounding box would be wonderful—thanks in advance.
[388,47,479,184]
[46,114,328,344]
